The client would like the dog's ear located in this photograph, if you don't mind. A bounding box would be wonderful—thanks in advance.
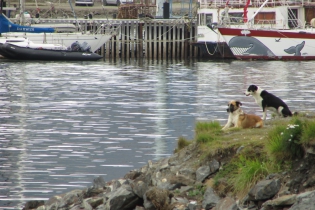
[236,101,242,106]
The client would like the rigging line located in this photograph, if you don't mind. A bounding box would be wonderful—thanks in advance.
[151,18,194,40]
[68,0,83,33]
[101,0,109,21]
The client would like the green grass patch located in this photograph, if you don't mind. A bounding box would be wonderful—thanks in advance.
[195,121,222,135]
[301,119,315,145]
[174,136,192,153]
[196,132,217,144]
[229,155,278,198]
[195,121,222,144]
[266,117,305,162]
[187,117,315,198]
[187,184,206,197]
[213,153,280,198]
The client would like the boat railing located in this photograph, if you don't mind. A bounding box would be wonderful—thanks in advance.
[95,22,121,36]
[10,17,122,35]
[198,0,314,8]
[219,16,304,29]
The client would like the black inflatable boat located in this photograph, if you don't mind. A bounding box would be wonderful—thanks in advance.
[0,43,102,61]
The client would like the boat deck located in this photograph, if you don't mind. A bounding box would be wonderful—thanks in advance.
[199,0,315,9]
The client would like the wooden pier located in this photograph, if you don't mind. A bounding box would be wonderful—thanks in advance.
[35,18,199,60]
[101,19,198,60]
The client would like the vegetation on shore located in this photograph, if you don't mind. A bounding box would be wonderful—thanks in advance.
[175,114,315,201]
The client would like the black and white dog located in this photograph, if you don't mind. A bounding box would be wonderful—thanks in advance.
[245,85,293,121]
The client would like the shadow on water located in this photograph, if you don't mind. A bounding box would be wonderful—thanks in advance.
[0,59,315,209]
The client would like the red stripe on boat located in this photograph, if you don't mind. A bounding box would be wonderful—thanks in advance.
[218,28,315,39]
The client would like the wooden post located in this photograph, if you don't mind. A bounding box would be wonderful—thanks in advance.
[148,22,152,59]
[177,22,180,60]
[121,21,126,59]
[126,21,130,60]
[154,21,157,60]
[138,22,143,59]
[167,23,175,59]
[181,23,185,60]
[194,22,198,58]
[158,21,161,60]
[111,36,115,60]
[105,41,110,60]
[188,22,193,58]
[144,22,148,59]
[101,44,105,58]
[172,24,176,59]
[116,20,120,59]
[130,21,135,59]
[163,21,167,60]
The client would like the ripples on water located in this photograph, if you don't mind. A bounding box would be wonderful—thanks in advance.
[0,59,314,209]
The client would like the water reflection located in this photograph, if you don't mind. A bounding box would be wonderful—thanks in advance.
[0,60,315,209]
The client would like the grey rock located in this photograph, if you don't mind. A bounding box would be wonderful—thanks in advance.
[209,159,220,174]
[196,166,210,182]
[289,190,315,210]
[262,194,297,208]
[248,179,281,201]
[212,197,239,210]
[104,185,141,210]
[130,180,149,198]
[93,176,106,189]
[202,187,220,209]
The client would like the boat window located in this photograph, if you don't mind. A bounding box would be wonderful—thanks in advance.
[200,13,213,26]
[228,13,243,24]
[206,14,213,25]
[254,12,276,25]
[6,40,25,42]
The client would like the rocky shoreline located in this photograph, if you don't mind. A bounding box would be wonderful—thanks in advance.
[23,130,315,210]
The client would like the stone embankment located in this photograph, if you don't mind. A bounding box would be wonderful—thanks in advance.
[24,140,315,210]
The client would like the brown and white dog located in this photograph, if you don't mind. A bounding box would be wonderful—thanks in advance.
[222,100,263,130]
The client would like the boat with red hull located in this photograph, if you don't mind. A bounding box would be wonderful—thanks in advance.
[218,27,315,60]
[194,0,315,59]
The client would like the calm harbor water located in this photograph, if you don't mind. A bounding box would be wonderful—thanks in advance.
[0,59,314,209]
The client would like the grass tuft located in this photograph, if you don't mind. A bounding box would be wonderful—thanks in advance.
[174,136,191,153]
[301,119,315,145]
[229,155,277,198]
[196,132,216,144]
[266,117,305,162]
[195,121,222,134]
[195,121,222,144]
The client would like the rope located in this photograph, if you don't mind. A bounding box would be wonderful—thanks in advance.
[204,41,218,56]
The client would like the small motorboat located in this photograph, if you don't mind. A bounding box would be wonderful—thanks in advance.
[0,38,103,61]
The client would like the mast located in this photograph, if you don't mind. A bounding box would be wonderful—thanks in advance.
[19,0,25,25]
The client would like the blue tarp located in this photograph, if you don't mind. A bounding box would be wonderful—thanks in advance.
[0,14,55,33]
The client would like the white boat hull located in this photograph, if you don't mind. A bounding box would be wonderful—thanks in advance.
[218,27,315,60]
[1,33,113,53]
